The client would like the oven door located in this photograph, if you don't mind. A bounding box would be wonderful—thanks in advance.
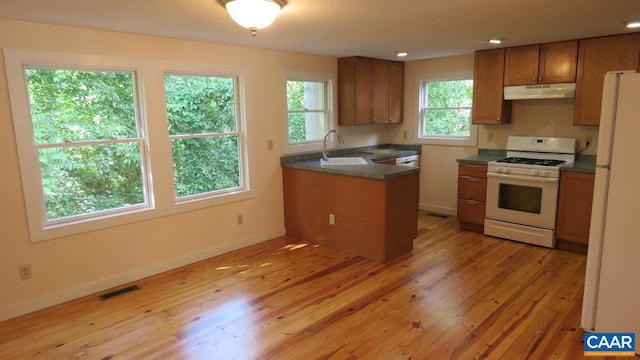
[486,172,559,229]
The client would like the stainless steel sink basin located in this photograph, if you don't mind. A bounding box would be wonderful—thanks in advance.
[320,157,368,166]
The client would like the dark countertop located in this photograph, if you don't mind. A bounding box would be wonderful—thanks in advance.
[456,149,506,165]
[457,149,596,174]
[561,155,596,173]
[280,144,421,179]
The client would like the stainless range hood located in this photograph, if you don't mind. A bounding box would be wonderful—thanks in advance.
[504,83,576,100]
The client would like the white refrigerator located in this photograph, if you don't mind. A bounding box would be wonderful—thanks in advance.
[581,70,640,353]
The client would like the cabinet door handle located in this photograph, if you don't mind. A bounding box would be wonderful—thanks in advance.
[538,77,542,81]
[371,118,377,123]
[465,164,479,168]
[466,200,478,205]
[496,118,500,123]
[532,77,537,81]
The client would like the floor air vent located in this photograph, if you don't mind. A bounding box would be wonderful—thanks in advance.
[427,213,448,218]
[98,285,140,301]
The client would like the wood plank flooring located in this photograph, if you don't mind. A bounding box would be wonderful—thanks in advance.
[0,213,635,359]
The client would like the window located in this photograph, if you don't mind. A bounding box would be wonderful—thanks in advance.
[5,49,251,241]
[24,67,150,222]
[286,80,328,143]
[164,74,243,199]
[284,73,335,154]
[417,78,477,146]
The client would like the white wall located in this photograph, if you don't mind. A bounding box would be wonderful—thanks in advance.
[0,19,353,321]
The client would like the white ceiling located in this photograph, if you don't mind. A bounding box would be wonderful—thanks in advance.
[1,0,639,61]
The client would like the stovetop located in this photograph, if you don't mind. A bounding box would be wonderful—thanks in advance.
[494,157,566,167]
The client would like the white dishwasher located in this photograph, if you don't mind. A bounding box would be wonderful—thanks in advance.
[396,155,419,167]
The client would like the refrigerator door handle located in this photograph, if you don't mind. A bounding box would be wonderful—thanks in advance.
[596,164,611,169]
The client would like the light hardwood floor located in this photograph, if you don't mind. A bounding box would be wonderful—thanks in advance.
[0,213,634,359]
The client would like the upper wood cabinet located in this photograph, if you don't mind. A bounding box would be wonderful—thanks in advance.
[504,41,578,86]
[472,49,512,125]
[574,33,640,126]
[338,56,404,125]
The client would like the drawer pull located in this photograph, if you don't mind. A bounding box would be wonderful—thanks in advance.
[462,176,478,182]
[466,200,478,205]
[465,164,478,168]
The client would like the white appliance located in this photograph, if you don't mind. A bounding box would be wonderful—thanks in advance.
[581,71,640,352]
[485,136,576,248]
[504,83,576,100]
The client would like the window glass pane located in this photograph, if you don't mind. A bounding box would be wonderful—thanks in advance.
[165,74,236,135]
[426,80,473,108]
[424,108,471,136]
[286,80,327,144]
[422,79,473,137]
[287,81,325,111]
[172,135,240,197]
[39,143,144,220]
[25,68,137,143]
[288,112,326,143]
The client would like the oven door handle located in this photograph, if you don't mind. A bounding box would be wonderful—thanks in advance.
[487,172,558,183]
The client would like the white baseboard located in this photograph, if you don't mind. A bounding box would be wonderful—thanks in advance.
[419,203,456,217]
[0,227,286,322]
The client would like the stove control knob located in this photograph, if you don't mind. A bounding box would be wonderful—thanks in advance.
[503,168,510,174]
[540,171,549,177]
[533,170,539,176]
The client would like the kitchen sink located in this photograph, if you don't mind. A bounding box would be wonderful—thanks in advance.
[320,157,368,166]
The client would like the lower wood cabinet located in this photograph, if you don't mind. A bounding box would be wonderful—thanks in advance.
[556,171,595,251]
[282,167,418,263]
[457,162,487,233]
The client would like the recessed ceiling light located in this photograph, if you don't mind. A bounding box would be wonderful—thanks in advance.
[626,21,640,29]
[396,51,408,57]
[488,39,503,44]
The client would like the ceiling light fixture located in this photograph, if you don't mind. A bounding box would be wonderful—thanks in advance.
[626,21,640,29]
[396,51,409,57]
[219,0,287,36]
[488,39,503,44]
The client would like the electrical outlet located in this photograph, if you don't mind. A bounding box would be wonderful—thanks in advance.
[19,264,32,280]
[585,135,593,144]
[487,132,493,143]
[329,213,335,225]
[237,214,243,225]
[402,130,408,139]
[267,140,273,150]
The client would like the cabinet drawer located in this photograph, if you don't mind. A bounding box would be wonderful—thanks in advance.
[457,199,486,225]
[458,163,487,178]
[458,176,487,201]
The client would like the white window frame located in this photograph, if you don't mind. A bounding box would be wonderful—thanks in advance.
[415,71,478,147]
[4,48,253,242]
[283,70,336,154]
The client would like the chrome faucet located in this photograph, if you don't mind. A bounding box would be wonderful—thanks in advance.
[322,129,345,161]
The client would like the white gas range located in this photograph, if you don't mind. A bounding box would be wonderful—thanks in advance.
[484,136,576,248]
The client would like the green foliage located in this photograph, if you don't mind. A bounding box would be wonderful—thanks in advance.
[164,75,240,198]
[287,81,306,142]
[423,80,473,136]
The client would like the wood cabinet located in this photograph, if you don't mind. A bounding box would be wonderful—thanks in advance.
[457,162,487,233]
[338,56,404,125]
[504,41,577,85]
[472,49,512,125]
[574,33,640,125]
[282,168,418,263]
[556,171,595,250]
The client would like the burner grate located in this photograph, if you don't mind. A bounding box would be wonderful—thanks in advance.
[495,157,565,167]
